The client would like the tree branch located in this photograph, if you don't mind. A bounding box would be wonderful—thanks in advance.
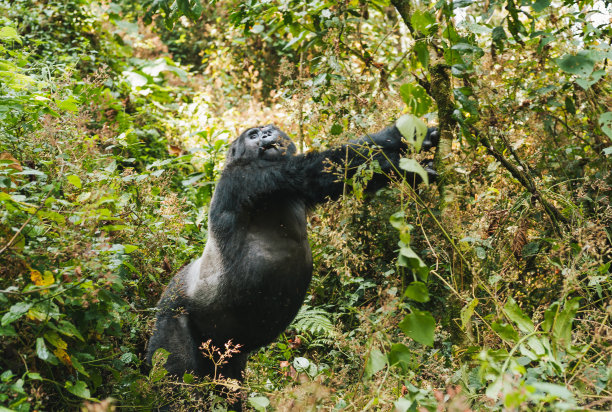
[389,0,416,36]
[472,126,568,235]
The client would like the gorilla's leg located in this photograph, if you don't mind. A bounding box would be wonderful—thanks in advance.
[148,313,208,377]
[217,351,248,381]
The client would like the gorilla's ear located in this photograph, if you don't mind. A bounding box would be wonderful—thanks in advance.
[226,136,245,164]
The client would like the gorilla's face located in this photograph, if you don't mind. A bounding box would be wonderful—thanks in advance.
[227,125,297,164]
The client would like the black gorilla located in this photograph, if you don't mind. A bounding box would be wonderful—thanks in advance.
[147,121,438,382]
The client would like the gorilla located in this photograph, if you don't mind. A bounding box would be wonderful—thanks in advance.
[146,119,438,384]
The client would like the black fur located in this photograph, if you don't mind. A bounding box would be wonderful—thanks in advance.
[146,124,438,383]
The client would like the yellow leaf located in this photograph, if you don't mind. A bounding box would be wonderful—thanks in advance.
[44,331,68,350]
[30,269,43,285]
[30,269,54,286]
[53,348,72,367]
[27,308,48,322]
[0,152,22,172]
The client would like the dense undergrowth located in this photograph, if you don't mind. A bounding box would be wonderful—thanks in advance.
[1,0,611,411]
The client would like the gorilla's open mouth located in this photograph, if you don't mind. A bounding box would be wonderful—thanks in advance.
[260,141,279,153]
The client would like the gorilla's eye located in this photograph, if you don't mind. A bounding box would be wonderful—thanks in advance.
[247,129,259,139]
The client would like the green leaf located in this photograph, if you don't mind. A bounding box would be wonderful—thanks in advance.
[37,210,66,225]
[413,41,429,68]
[543,302,560,332]
[556,51,595,77]
[330,123,343,135]
[399,158,429,186]
[122,261,141,275]
[530,381,574,400]
[491,321,519,342]
[387,343,411,370]
[522,241,540,257]
[404,281,430,302]
[527,335,546,356]
[1,370,14,381]
[389,211,406,230]
[120,352,137,364]
[451,43,484,57]
[0,324,17,337]
[66,175,82,189]
[149,348,170,383]
[598,112,612,139]
[394,397,412,412]
[410,10,435,34]
[0,70,35,89]
[553,297,580,346]
[531,0,551,12]
[183,373,194,384]
[575,69,605,90]
[399,309,435,346]
[395,114,427,151]
[36,337,51,361]
[251,24,265,34]
[398,245,426,269]
[123,244,138,254]
[70,357,89,377]
[55,320,84,341]
[248,396,270,412]
[460,298,479,330]
[122,71,148,87]
[76,192,91,203]
[65,380,91,399]
[0,26,22,44]
[44,330,67,349]
[293,357,310,372]
[492,26,507,43]
[55,96,79,113]
[142,58,188,81]
[2,302,32,326]
[564,96,576,114]
[398,228,411,245]
[503,298,534,333]
[399,85,433,118]
[364,348,387,380]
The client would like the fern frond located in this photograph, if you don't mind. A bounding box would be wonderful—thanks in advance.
[291,305,336,338]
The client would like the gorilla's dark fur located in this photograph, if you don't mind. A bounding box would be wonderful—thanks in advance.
[146,123,438,382]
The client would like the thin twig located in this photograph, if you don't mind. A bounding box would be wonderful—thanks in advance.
[0,191,52,256]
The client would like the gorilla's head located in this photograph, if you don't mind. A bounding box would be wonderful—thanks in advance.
[227,125,297,164]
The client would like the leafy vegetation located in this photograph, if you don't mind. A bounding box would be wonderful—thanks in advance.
[1,0,611,411]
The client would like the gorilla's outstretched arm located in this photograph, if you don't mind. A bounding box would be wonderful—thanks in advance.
[211,124,438,215]
[296,125,438,207]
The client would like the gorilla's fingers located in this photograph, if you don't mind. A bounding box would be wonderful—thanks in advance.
[421,159,438,183]
[422,128,440,152]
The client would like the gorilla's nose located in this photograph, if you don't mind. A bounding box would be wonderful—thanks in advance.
[260,126,278,147]
[260,125,276,136]
[261,137,278,149]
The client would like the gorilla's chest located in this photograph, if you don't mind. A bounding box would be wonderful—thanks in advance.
[222,198,313,339]
[243,198,312,277]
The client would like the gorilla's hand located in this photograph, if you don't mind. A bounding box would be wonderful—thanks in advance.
[421,159,438,183]
[422,128,439,152]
